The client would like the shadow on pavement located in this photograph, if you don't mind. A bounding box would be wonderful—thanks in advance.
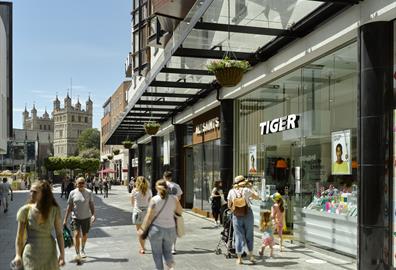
[175,248,215,255]
[82,256,129,264]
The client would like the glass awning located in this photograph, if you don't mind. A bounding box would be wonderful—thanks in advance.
[105,0,362,145]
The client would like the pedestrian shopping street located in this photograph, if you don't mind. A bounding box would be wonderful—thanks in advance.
[0,185,356,270]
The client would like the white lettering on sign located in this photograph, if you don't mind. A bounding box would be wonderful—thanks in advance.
[195,117,220,135]
[260,114,300,135]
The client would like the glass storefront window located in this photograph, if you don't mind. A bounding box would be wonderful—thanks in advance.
[235,43,358,255]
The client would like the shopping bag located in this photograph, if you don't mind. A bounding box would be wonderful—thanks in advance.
[174,213,185,238]
[63,225,74,248]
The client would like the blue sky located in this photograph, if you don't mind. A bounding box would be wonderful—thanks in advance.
[12,0,131,129]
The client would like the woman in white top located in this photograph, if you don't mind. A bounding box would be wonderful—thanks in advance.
[131,176,152,254]
[139,179,183,270]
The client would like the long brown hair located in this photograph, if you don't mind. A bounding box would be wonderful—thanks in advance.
[156,179,168,199]
[29,180,59,221]
[135,176,149,196]
[276,197,285,213]
[260,210,272,231]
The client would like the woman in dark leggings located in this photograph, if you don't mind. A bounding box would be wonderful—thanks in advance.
[211,180,224,226]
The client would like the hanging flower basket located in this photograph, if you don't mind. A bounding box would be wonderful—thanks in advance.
[144,121,160,135]
[207,57,250,87]
[107,155,113,160]
[113,149,120,155]
[122,140,133,149]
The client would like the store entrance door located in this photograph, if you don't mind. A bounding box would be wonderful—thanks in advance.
[184,147,194,209]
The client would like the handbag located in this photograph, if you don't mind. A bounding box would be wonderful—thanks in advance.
[131,208,142,225]
[140,196,169,240]
[174,213,185,238]
[63,225,73,248]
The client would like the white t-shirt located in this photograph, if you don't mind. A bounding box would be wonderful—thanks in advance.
[149,195,177,228]
[68,188,94,220]
[227,187,253,207]
[130,189,152,209]
[167,181,183,198]
[0,182,10,195]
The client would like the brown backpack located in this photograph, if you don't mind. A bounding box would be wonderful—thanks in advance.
[231,190,248,217]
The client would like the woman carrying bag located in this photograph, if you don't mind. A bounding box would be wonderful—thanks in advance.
[130,176,152,254]
[138,179,183,270]
[227,175,260,265]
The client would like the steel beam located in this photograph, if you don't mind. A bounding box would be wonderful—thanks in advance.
[142,92,196,98]
[150,80,209,89]
[194,22,297,37]
[174,47,252,60]
[131,107,175,112]
[160,67,211,76]
[308,0,360,4]
[136,100,185,106]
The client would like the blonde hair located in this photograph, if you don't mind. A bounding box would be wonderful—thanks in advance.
[76,177,85,184]
[155,179,168,199]
[135,176,149,196]
[260,210,272,231]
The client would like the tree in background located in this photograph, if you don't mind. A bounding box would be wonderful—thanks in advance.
[77,128,100,153]
[79,148,100,159]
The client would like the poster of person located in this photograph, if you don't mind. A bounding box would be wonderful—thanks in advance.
[248,145,257,174]
[331,129,351,175]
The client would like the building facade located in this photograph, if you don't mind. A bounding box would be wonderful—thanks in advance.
[22,105,53,131]
[53,94,93,157]
[0,2,12,154]
[106,1,396,268]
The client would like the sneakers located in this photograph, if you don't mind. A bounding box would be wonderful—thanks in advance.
[74,254,82,262]
[171,249,176,255]
[81,250,87,258]
[4,208,8,213]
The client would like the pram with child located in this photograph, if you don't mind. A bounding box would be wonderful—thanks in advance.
[214,208,236,258]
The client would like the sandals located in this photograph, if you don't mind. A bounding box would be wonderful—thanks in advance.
[139,249,145,254]
[258,250,263,257]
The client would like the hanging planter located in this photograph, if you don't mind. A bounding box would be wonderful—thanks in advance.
[122,139,133,149]
[207,57,250,87]
[144,121,160,135]
[107,154,113,160]
[113,149,120,155]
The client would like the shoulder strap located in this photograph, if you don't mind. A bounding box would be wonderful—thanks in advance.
[151,195,170,224]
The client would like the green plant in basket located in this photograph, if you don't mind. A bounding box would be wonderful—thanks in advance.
[122,139,133,149]
[113,149,120,155]
[107,154,113,160]
[144,121,160,135]
[207,57,250,87]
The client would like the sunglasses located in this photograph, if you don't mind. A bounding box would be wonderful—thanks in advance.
[30,190,37,193]
[77,182,85,185]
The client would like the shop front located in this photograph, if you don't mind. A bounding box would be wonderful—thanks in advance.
[235,43,358,256]
[189,107,221,215]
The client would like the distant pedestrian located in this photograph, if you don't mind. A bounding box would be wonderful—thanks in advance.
[210,180,225,227]
[0,177,13,213]
[103,179,109,198]
[99,178,103,195]
[63,177,96,263]
[271,192,285,252]
[163,171,182,255]
[60,177,67,198]
[93,177,99,194]
[258,210,274,258]
[66,178,74,199]
[138,179,183,270]
[228,175,260,265]
[131,176,152,254]
[11,180,65,269]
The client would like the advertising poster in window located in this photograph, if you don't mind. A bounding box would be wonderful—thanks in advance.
[248,145,257,174]
[331,130,351,175]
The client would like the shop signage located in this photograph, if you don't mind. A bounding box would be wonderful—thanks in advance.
[259,114,300,135]
[195,117,220,135]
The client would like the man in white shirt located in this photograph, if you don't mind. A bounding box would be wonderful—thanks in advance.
[0,178,13,213]
[163,171,183,254]
[63,177,96,262]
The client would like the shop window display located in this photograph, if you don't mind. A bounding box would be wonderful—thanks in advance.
[235,43,358,255]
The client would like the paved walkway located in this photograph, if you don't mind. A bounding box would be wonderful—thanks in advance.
[0,185,357,269]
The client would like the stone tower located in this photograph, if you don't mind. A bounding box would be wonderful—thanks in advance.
[22,104,54,132]
[53,95,93,157]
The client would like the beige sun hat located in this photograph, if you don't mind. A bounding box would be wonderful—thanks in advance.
[234,175,247,185]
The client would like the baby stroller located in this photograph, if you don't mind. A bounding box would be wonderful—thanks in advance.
[214,208,236,258]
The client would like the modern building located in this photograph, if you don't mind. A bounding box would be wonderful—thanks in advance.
[0,2,12,155]
[106,1,396,268]
[53,94,93,157]
[100,81,132,182]
[22,105,53,131]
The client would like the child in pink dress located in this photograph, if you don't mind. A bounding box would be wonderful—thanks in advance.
[271,193,285,251]
[258,210,274,257]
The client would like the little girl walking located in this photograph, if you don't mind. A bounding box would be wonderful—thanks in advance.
[259,210,274,257]
[271,193,285,251]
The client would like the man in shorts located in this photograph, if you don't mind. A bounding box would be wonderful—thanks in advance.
[0,178,13,213]
[63,177,96,262]
[163,171,183,254]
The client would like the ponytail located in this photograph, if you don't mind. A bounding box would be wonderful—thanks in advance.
[155,179,168,199]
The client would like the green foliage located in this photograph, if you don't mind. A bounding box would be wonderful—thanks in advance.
[107,154,114,160]
[44,156,100,173]
[144,121,160,128]
[113,149,120,155]
[79,148,100,159]
[77,128,100,151]
[122,140,133,149]
[207,57,250,73]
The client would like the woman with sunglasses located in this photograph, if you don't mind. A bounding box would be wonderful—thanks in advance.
[12,180,65,269]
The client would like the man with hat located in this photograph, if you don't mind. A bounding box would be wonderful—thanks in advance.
[227,175,260,264]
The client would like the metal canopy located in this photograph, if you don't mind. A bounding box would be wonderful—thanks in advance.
[105,0,362,145]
